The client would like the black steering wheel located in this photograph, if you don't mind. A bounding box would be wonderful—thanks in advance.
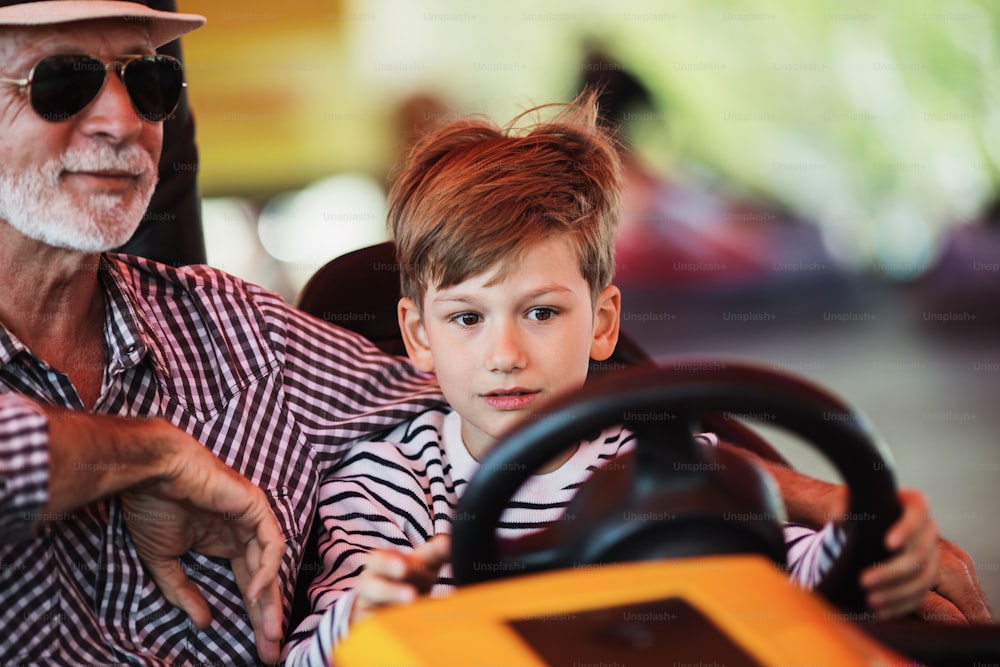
[451,360,901,612]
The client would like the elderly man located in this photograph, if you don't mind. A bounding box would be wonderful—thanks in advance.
[0,1,443,664]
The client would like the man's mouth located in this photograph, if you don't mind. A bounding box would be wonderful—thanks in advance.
[64,170,141,191]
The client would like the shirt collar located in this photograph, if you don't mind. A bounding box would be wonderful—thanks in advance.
[98,254,169,377]
[0,320,29,371]
[0,255,166,377]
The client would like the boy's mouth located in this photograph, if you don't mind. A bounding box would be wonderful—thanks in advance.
[481,388,540,411]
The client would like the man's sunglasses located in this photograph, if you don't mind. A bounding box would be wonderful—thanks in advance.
[0,54,186,123]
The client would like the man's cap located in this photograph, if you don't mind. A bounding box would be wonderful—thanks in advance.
[0,1,205,47]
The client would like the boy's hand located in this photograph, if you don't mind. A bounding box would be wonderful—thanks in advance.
[350,535,451,625]
[859,489,940,619]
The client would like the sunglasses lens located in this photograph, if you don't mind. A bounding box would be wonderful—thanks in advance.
[123,56,184,122]
[31,56,106,122]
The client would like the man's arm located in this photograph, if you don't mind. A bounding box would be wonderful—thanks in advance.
[746,452,846,528]
[724,441,993,623]
[0,395,285,664]
[43,406,181,514]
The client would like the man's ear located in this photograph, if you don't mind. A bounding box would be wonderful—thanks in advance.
[398,296,435,372]
[590,284,621,362]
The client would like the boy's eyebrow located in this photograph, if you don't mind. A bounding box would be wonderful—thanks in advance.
[431,284,576,306]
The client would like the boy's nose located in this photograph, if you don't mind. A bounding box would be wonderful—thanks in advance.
[487,322,526,373]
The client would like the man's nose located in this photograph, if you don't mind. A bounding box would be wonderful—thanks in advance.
[75,65,143,143]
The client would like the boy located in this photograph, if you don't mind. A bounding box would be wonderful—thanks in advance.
[284,95,939,664]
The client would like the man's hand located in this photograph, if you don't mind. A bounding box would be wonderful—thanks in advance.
[38,405,286,662]
[350,534,451,626]
[917,538,993,623]
[121,424,286,665]
[748,453,994,623]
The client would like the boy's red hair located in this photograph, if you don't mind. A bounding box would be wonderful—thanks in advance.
[389,91,623,306]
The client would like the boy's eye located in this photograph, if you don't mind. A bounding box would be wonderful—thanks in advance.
[527,307,556,322]
[452,312,482,327]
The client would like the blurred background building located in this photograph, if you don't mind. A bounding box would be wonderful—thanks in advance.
[176,0,1000,612]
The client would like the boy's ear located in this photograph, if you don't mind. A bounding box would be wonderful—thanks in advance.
[590,284,621,362]
[398,296,435,372]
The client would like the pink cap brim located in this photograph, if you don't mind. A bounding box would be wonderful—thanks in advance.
[0,1,205,47]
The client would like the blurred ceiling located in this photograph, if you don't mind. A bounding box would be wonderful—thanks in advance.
[177,0,1000,269]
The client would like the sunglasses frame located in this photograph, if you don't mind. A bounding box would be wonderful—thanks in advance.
[0,53,187,123]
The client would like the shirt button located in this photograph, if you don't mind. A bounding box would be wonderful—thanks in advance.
[125,344,137,354]
[115,535,125,548]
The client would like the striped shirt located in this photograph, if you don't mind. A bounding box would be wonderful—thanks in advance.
[284,408,843,666]
[0,254,444,666]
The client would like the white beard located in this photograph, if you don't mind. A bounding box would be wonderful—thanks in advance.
[0,144,157,253]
